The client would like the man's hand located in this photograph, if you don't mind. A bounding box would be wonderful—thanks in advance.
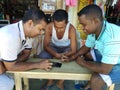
[55,53,63,59]
[0,61,6,74]
[61,55,72,62]
[76,56,85,66]
[39,60,53,71]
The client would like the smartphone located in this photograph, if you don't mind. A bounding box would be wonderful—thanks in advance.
[51,61,62,68]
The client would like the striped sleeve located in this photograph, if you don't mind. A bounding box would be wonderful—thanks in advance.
[85,34,95,48]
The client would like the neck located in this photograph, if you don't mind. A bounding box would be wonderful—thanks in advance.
[23,23,27,38]
[95,21,104,39]
[57,29,64,33]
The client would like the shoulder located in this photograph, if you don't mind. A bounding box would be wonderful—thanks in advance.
[0,24,19,43]
[46,22,53,29]
[45,22,53,36]
[0,22,18,35]
[86,34,95,42]
[69,23,76,34]
[69,24,76,30]
[105,21,120,31]
[104,21,120,40]
[46,22,53,31]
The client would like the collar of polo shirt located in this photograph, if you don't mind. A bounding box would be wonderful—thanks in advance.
[96,20,106,41]
[18,20,26,45]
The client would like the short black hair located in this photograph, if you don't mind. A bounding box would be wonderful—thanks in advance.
[77,4,103,21]
[52,9,68,23]
[22,8,46,24]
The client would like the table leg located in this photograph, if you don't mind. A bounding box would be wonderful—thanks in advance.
[14,73,22,90]
[23,78,29,90]
[108,84,115,90]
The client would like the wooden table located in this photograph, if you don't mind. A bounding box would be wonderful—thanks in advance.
[8,58,114,90]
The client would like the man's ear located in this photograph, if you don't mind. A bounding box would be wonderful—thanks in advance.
[93,18,100,24]
[27,20,34,28]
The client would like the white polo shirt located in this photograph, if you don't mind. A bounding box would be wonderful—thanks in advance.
[0,20,33,62]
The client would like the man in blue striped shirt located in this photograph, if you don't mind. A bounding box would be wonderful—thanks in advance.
[62,4,120,90]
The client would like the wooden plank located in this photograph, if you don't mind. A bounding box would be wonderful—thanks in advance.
[19,72,91,80]
[23,78,29,90]
[8,58,114,90]
[27,58,92,74]
[14,73,22,90]
[108,84,115,90]
[56,0,63,9]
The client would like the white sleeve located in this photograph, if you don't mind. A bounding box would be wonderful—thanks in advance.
[24,38,34,49]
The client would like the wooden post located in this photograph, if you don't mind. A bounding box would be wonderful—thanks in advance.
[14,73,22,90]
[23,78,29,90]
[108,84,115,90]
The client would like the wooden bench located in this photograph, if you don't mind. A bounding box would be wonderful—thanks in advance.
[8,58,114,90]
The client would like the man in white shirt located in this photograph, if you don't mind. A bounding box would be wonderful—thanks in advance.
[0,8,52,90]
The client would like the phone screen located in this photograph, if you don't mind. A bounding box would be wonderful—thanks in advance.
[52,62,62,68]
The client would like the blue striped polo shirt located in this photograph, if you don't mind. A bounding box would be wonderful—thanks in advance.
[85,21,120,64]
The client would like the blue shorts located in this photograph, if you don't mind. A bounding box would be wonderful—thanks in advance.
[94,49,120,85]
[38,43,70,59]
[0,73,14,90]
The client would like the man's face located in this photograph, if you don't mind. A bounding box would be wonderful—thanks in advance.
[54,20,67,32]
[78,15,97,35]
[28,20,47,38]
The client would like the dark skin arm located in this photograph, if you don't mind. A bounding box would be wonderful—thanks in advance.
[72,45,90,59]
[67,45,113,74]
[63,24,77,57]
[2,43,52,71]
[3,59,52,71]
[76,56,114,74]
[44,23,59,58]
[62,45,90,62]
[61,25,77,62]
[17,49,31,62]
[3,48,52,71]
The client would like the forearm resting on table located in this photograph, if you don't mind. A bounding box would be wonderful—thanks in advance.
[79,60,113,74]
[64,50,76,57]
[4,61,40,71]
[72,45,90,60]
